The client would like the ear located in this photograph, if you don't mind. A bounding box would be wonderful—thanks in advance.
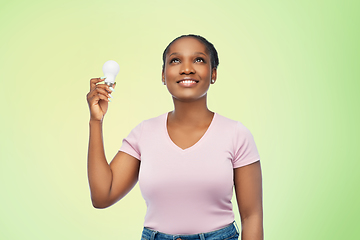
[162,69,165,84]
[211,67,217,84]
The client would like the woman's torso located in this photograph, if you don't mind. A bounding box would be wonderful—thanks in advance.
[119,112,260,235]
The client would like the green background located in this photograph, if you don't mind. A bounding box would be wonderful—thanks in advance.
[1,0,359,239]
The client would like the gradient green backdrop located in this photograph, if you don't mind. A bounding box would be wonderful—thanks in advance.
[1,0,359,239]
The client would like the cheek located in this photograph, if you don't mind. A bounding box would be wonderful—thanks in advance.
[164,67,178,79]
[198,66,212,78]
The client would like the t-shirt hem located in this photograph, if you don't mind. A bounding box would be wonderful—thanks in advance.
[233,158,260,168]
[118,149,141,161]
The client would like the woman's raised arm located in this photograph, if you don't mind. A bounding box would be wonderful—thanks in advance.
[86,78,140,208]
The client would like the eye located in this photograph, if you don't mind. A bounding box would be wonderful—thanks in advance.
[195,57,205,63]
[170,58,180,63]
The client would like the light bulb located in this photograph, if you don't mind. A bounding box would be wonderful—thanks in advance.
[102,60,120,87]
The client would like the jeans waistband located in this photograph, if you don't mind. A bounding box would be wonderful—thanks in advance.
[141,221,240,240]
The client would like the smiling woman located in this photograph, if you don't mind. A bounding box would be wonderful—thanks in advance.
[162,37,215,103]
[86,34,263,240]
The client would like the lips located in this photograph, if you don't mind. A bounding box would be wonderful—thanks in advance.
[177,78,199,87]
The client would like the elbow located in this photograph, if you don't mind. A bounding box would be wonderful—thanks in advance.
[91,198,111,209]
[92,202,108,209]
[90,189,126,209]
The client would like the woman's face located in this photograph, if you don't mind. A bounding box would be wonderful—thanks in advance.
[162,37,217,102]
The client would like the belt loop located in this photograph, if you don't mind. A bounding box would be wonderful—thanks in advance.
[233,221,240,234]
[150,229,158,240]
[199,233,205,240]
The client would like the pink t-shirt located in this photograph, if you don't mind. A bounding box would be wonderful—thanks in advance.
[119,112,260,235]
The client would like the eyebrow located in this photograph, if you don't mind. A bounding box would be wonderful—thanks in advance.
[169,52,207,57]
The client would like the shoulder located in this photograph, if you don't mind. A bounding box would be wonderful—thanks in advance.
[216,114,260,167]
[129,112,167,135]
[214,113,256,146]
[143,112,167,123]
[140,112,167,128]
[125,112,166,132]
[123,112,167,142]
[214,113,250,133]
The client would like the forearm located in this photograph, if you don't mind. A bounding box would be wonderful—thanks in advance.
[241,215,264,240]
[87,119,112,208]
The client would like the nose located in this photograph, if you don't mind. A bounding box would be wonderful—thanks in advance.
[180,60,195,75]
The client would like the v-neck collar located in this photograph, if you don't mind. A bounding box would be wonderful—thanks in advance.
[164,112,217,153]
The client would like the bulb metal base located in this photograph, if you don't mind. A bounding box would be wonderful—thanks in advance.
[105,82,115,87]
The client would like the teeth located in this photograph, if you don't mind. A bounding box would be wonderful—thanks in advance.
[181,80,196,84]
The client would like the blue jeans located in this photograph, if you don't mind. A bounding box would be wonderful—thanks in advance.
[141,221,240,240]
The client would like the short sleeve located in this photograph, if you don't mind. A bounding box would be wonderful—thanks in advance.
[232,122,260,168]
[118,121,143,161]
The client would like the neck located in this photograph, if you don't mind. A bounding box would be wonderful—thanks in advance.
[169,95,214,125]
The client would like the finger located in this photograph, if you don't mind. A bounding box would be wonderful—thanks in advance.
[95,83,113,93]
[97,93,111,103]
[95,86,112,99]
[87,85,111,101]
[88,92,110,106]
[90,77,105,91]
[88,84,112,97]
[88,86,111,100]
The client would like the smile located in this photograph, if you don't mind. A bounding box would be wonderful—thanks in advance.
[177,79,199,87]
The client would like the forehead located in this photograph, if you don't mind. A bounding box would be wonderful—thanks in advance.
[167,37,208,56]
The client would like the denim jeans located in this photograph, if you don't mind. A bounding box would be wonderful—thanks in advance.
[141,221,240,240]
